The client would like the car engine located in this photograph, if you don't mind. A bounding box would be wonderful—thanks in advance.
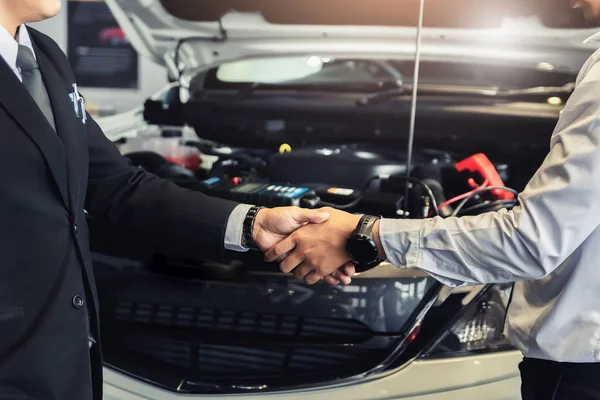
[120,129,518,223]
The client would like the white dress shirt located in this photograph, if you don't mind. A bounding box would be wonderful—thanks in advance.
[380,43,600,362]
[0,23,35,81]
[0,24,251,253]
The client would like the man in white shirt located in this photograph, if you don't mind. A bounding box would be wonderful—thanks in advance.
[266,0,600,398]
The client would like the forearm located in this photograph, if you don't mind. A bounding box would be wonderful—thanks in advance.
[87,169,240,263]
[378,173,600,287]
[378,206,545,286]
[373,220,386,260]
[84,112,245,263]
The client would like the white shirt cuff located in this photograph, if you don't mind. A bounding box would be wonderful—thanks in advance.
[224,204,254,252]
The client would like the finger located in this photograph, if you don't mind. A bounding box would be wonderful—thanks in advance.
[323,275,340,285]
[280,251,305,274]
[305,271,323,285]
[291,208,330,224]
[342,263,356,277]
[330,269,352,285]
[265,235,296,263]
[294,263,314,281]
[273,250,292,264]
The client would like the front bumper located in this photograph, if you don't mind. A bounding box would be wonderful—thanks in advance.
[103,350,522,400]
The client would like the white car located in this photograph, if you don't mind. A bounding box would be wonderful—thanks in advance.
[92,1,599,399]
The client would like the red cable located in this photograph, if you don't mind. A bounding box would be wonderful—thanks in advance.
[438,178,490,211]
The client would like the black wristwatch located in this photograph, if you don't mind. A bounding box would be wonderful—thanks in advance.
[242,206,265,251]
[346,215,384,272]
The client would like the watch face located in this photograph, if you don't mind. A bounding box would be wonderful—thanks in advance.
[347,235,378,263]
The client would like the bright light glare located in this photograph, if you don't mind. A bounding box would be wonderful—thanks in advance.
[537,62,556,72]
[307,56,323,68]
[547,97,562,106]
[355,151,378,159]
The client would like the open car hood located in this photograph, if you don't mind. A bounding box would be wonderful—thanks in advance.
[106,0,600,80]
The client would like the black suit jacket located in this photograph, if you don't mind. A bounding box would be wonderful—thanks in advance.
[0,28,239,399]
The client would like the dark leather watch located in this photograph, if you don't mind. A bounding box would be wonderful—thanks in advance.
[346,215,384,272]
[242,206,265,251]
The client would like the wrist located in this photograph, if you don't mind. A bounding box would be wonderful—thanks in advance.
[346,214,384,270]
[372,220,386,260]
[242,205,265,250]
[345,214,363,236]
[252,207,268,244]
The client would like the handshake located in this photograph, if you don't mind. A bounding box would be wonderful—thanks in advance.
[251,206,385,285]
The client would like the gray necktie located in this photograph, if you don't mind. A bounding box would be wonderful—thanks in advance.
[16,45,56,131]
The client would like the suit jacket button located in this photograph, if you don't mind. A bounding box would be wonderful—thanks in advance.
[73,223,78,234]
[72,295,84,309]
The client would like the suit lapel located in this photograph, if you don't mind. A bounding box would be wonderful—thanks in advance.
[34,44,83,213]
[0,56,69,207]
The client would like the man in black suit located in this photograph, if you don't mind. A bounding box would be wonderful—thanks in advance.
[0,1,354,399]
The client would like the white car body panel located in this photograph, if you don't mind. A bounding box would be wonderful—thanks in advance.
[103,351,523,400]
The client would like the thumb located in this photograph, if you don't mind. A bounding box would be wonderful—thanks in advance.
[292,208,330,224]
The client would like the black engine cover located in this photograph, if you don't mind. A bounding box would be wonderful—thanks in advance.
[268,145,411,189]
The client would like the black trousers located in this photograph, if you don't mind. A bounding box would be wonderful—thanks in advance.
[520,357,600,399]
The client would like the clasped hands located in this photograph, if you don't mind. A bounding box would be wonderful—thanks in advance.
[253,206,373,285]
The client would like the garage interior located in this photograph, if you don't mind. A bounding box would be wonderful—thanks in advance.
[1,0,598,399]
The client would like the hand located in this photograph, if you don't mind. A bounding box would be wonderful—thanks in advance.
[253,207,355,284]
[264,207,367,285]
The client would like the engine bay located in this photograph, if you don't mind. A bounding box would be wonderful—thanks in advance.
[119,126,520,225]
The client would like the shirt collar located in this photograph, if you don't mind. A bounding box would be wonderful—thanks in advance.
[0,24,35,71]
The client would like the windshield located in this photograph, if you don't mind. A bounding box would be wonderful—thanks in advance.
[203,57,577,91]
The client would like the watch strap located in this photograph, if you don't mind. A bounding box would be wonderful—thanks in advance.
[354,214,381,237]
[242,206,265,251]
[350,214,383,268]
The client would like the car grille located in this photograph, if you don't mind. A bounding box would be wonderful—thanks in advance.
[94,256,437,394]
[113,301,373,340]
[108,317,378,376]
[102,301,392,392]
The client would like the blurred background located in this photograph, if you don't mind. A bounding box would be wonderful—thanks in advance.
[31,0,169,118]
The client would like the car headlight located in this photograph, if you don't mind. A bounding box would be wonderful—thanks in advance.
[421,283,516,358]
